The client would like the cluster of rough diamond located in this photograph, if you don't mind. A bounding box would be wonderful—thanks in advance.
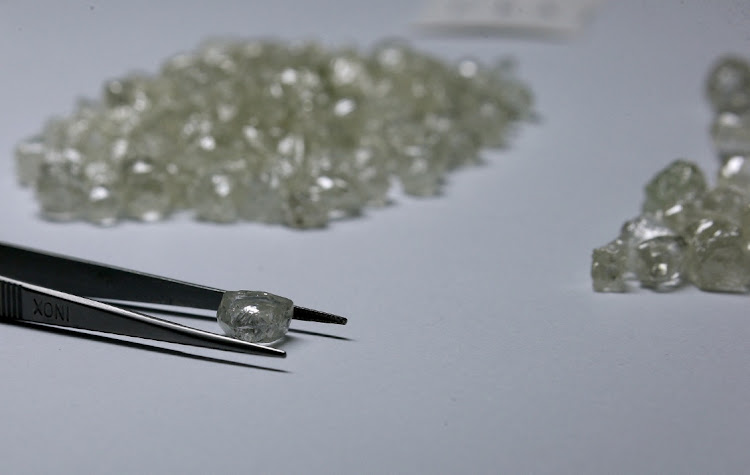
[14,39,533,228]
[592,55,750,293]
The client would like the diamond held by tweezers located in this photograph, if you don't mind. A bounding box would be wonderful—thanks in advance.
[217,290,294,344]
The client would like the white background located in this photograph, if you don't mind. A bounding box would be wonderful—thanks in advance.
[1,1,750,473]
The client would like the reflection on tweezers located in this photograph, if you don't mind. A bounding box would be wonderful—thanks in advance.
[0,242,347,357]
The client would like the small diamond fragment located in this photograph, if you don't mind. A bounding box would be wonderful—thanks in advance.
[15,137,46,186]
[217,290,294,344]
[618,215,675,277]
[635,236,686,291]
[685,218,750,293]
[706,55,750,114]
[122,157,173,221]
[193,173,239,223]
[36,161,85,221]
[591,239,628,293]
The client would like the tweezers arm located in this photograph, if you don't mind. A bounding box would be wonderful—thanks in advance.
[0,242,223,309]
[0,242,347,325]
[0,277,285,357]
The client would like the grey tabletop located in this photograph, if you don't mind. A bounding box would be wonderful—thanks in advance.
[1,1,749,473]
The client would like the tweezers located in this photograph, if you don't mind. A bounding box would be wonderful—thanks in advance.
[0,242,347,358]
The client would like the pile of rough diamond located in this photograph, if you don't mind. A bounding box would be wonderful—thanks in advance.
[592,54,750,293]
[14,39,533,227]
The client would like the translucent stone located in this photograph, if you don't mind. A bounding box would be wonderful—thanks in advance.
[104,75,150,111]
[710,112,750,159]
[706,55,750,114]
[685,218,750,293]
[238,174,286,224]
[193,173,239,223]
[15,136,46,186]
[314,175,362,219]
[217,290,293,344]
[36,161,85,221]
[643,160,707,219]
[398,158,444,197]
[122,157,173,222]
[635,236,687,291]
[372,40,410,74]
[390,126,446,197]
[283,186,329,229]
[84,185,121,226]
[349,145,391,206]
[618,215,675,276]
[591,239,628,293]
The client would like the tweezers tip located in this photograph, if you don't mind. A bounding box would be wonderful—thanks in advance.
[293,306,348,325]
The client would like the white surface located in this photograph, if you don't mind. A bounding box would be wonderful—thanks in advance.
[1,1,750,473]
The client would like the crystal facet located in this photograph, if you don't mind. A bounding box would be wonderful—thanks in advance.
[217,290,294,344]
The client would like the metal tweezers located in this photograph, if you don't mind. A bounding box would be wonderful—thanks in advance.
[0,242,347,358]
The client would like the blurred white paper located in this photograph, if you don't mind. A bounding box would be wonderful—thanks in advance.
[416,0,604,37]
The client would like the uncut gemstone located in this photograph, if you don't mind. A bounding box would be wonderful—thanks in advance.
[15,136,46,186]
[283,186,329,229]
[710,112,750,159]
[314,175,362,219]
[238,177,285,224]
[706,55,750,114]
[84,185,121,226]
[635,236,686,291]
[685,218,750,293]
[36,161,85,221]
[103,76,150,110]
[122,157,173,221]
[619,215,675,275]
[397,157,444,197]
[591,239,628,293]
[643,160,707,214]
[217,290,293,344]
[193,173,239,223]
